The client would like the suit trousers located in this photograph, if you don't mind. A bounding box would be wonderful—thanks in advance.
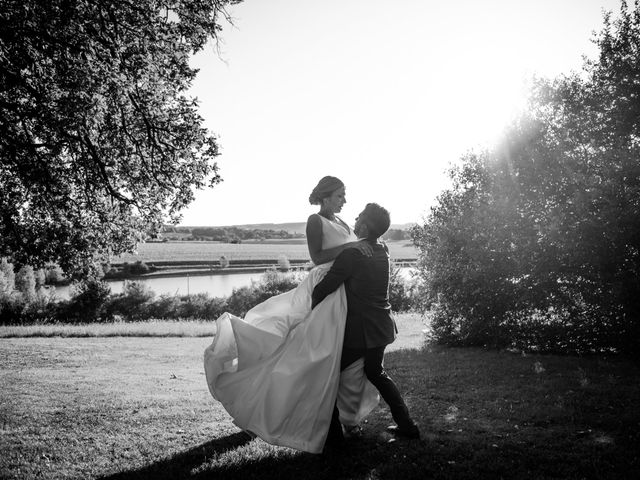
[327,345,412,442]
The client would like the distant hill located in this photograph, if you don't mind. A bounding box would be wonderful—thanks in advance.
[390,223,415,231]
[228,222,308,235]
[175,222,415,236]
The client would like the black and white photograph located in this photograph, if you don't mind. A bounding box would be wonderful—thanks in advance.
[1,0,639,478]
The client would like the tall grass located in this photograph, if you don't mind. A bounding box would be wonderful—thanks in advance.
[0,319,216,338]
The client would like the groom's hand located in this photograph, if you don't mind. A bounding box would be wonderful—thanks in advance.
[351,240,373,257]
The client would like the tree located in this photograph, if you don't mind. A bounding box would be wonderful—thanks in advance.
[15,265,37,301]
[0,258,16,293]
[62,277,112,323]
[0,0,241,274]
[383,229,410,242]
[526,0,640,353]
[412,0,640,354]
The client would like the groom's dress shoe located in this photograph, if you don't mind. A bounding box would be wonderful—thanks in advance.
[324,423,345,450]
[387,423,420,439]
[344,425,363,439]
[323,432,345,454]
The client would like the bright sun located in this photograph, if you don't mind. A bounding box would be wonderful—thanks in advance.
[425,64,530,154]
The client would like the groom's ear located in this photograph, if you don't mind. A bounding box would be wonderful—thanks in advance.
[360,221,370,238]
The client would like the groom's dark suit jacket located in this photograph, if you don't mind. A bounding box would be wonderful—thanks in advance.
[311,241,397,349]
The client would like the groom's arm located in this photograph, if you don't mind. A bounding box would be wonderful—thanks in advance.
[311,249,356,309]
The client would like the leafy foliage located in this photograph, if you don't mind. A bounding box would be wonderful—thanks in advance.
[0,0,240,274]
[15,265,37,301]
[189,226,304,242]
[0,268,304,324]
[382,228,412,241]
[60,278,112,323]
[388,264,419,313]
[0,264,424,324]
[105,280,156,321]
[44,264,65,284]
[412,1,640,354]
[225,268,302,317]
[0,258,16,294]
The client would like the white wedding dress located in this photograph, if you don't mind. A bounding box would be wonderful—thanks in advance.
[204,216,379,453]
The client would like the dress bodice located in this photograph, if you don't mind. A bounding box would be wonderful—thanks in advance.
[319,215,357,250]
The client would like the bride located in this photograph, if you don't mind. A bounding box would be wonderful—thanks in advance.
[204,176,379,454]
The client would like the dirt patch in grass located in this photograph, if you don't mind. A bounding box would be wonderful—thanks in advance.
[1,314,639,479]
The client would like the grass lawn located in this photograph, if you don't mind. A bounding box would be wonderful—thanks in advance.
[0,320,217,339]
[1,313,639,479]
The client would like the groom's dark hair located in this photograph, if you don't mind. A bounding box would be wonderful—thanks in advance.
[363,203,391,239]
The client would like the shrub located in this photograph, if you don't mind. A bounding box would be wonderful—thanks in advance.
[15,265,36,302]
[145,294,183,319]
[0,266,59,325]
[226,269,301,317]
[261,268,301,294]
[59,278,112,323]
[225,285,265,318]
[389,265,420,313]
[128,261,150,275]
[0,258,15,292]
[105,281,155,321]
[45,264,65,284]
[34,269,46,287]
[0,295,22,325]
[278,254,290,270]
[175,293,227,320]
[24,290,59,324]
[109,290,228,321]
[105,261,154,280]
[0,270,10,297]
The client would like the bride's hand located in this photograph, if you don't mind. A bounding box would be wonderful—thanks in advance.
[349,240,373,257]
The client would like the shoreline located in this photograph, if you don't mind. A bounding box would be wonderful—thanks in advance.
[47,257,418,287]
[104,258,418,282]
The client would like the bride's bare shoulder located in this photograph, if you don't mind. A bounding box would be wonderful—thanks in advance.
[306,213,323,226]
[306,214,324,249]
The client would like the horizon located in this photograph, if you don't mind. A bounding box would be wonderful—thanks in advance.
[166,220,416,230]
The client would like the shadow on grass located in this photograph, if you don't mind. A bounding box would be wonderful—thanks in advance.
[101,431,425,480]
[100,431,254,480]
[100,346,640,480]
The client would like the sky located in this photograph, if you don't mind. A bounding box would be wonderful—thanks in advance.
[180,0,622,227]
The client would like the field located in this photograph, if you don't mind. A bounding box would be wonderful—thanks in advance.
[114,240,418,264]
[1,314,639,479]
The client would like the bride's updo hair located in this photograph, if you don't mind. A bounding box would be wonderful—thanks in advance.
[309,176,344,205]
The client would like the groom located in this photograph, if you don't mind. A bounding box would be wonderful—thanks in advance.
[311,203,420,446]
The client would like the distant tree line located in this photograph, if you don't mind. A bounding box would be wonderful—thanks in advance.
[412,1,640,355]
[382,229,412,242]
[160,225,411,243]
[160,226,305,243]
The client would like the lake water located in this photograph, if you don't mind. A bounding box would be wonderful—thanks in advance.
[51,267,416,300]
[52,272,264,300]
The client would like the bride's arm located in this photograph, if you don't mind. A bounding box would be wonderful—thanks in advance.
[306,214,360,265]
